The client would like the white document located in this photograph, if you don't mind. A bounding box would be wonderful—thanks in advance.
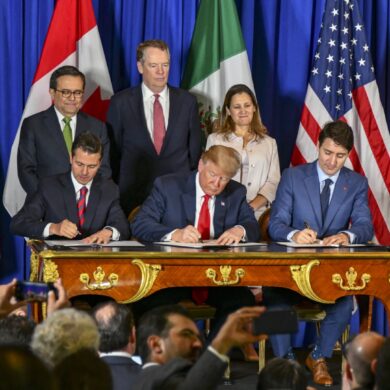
[276,241,368,248]
[45,240,144,247]
[154,240,267,249]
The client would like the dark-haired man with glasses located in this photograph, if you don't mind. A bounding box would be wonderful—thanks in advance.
[17,65,111,198]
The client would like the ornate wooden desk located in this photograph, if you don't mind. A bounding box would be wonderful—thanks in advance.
[28,241,390,329]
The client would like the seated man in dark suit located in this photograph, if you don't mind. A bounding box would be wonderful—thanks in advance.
[11,132,129,243]
[266,121,373,386]
[18,65,111,198]
[92,301,141,390]
[134,304,265,390]
[131,145,260,339]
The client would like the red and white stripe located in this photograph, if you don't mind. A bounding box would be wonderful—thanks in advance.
[292,81,390,244]
[3,0,113,216]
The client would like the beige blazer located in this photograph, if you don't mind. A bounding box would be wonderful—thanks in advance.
[206,132,280,219]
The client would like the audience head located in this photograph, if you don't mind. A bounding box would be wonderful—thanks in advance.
[257,358,312,390]
[0,345,57,390]
[375,337,390,390]
[0,315,36,347]
[31,308,100,367]
[54,348,112,390]
[71,132,103,185]
[217,84,266,138]
[343,331,384,389]
[198,145,241,196]
[92,300,136,354]
[317,120,353,176]
[136,39,170,93]
[49,65,85,117]
[137,304,202,365]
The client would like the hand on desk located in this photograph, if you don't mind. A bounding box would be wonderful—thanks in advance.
[292,228,318,244]
[83,228,113,245]
[50,219,79,239]
[322,232,350,246]
[217,226,245,245]
[172,225,201,243]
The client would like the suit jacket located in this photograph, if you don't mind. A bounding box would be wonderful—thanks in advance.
[101,355,141,390]
[131,171,260,242]
[10,172,129,240]
[107,85,201,214]
[133,349,227,390]
[268,162,373,243]
[17,105,111,196]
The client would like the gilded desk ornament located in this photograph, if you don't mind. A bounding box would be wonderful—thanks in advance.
[205,265,245,286]
[29,252,39,282]
[120,259,161,303]
[332,267,371,291]
[290,260,334,304]
[43,260,59,283]
[79,266,119,290]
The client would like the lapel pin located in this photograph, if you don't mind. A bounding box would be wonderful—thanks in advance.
[221,201,225,207]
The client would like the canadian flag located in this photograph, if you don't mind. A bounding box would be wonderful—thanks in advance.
[3,0,113,216]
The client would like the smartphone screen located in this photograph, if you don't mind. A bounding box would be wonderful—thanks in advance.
[253,309,298,335]
[15,281,57,302]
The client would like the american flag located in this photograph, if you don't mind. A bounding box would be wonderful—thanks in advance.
[291,0,390,244]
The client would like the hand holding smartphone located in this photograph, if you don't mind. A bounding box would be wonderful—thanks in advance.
[253,308,298,335]
[15,281,58,302]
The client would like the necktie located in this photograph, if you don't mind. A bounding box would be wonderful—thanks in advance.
[320,178,333,221]
[62,117,73,155]
[77,186,88,229]
[192,194,211,305]
[153,94,165,154]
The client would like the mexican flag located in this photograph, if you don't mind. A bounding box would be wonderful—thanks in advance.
[182,0,254,141]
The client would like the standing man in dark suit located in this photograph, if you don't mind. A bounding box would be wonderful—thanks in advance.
[11,132,129,243]
[266,120,373,386]
[107,39,201,215]
[131,145,259,339]
[134,304,265,390]
[17,65,111,197]
[92,301,141,390]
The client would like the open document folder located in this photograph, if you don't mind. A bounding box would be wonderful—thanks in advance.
[154,240,267,249]
[276,241,373,248]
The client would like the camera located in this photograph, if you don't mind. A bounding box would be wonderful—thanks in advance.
[15,281,58,302]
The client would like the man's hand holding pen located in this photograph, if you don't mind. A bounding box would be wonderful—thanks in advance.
[292,221,318,244]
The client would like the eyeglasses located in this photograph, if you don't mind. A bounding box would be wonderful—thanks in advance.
[55,89,84,98]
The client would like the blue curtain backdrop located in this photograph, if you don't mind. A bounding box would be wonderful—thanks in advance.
[0,0,389,332]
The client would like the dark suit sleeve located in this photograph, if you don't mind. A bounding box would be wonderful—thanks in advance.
[187,94,202,170]
[17,117,39,194]
[237,193,261,242]
[97,121,112,179]
[131,178,174,242]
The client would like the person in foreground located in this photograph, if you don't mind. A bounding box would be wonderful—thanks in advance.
[266,120,373,386]
[375,337,390,390]
[17,65,111,197]
[11,132,129,243]
[134,305,265,390]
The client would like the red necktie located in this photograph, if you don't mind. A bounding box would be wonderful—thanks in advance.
[77,186,88,229]
[153,94,165,154]
[192,194,211,305]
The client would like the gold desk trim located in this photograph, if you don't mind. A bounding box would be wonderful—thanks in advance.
[121,259,161,304]
[43,259,59,283]
[80,266,119,291]
[206,265,245,286]
[332,267,371,291]
[290,260,334,304]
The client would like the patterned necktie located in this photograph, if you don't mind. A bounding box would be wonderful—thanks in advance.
[153,94,165,154]
[320,178,333,221]
[77,186,88,229]
[192,194,211,305]
[62,117,73,155]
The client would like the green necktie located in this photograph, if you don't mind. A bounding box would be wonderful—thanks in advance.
[62,117,73,154]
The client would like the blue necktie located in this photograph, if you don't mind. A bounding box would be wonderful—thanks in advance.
[320,178,333,221]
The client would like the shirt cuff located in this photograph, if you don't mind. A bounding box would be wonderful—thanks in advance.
[104,226,120,241]
[287,230,299,242]
[207,345,230,364]
[234,225,247,242]
[161,230,177,241]
[340,231,355,243]
[43,223,52,238]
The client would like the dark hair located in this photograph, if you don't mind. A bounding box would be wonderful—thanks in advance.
[0,315,36,347]
[215,84,267,139]
[71,132,103,159]
[54,348,112,390]
[318,120,354,151]
[49,65,86,90]
[92,301,134,353]
[375,337,390,390]
[257,358,308,390]
[136,39,170,62]
[0,345,57,390]
[136,305,192,363]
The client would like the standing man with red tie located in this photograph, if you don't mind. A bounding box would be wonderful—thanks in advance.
[131,145,259,339]
[107,40,201,215]
[11,132,129,243]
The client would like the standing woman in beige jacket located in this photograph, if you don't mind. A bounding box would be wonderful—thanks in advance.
[206,84,280,220]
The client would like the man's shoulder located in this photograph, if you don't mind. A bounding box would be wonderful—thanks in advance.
[77,110,104,126]
[22,106,53,124]
[168,86,196,102]
[340,166,367,183]
[111,85,141,101]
